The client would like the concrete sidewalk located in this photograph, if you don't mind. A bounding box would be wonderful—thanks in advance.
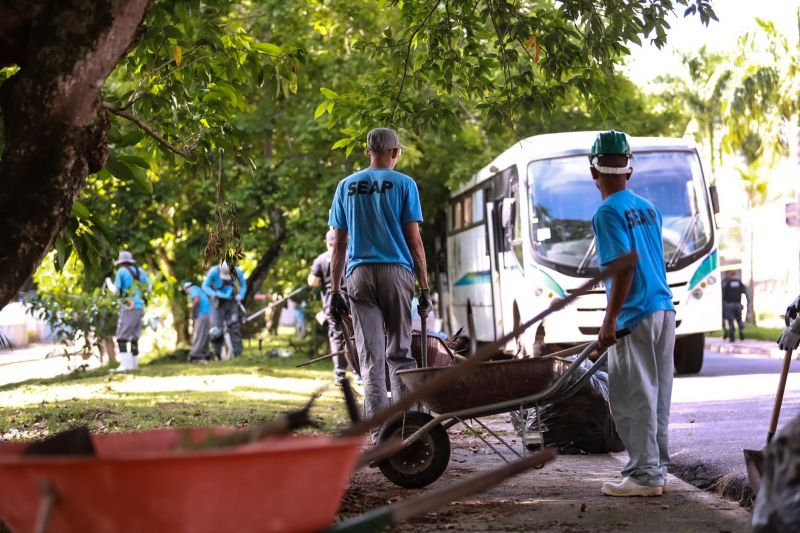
[705,336,798,359]
[0,344,101,387]
[339,423,751,532]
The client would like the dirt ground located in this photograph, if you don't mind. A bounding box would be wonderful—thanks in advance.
[335,416,751,532]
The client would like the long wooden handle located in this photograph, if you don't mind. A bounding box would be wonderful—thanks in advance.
[392,449,557,523]
[340,252,637,438]
[296,350,344,368]
[327,449,557,532]
[767,349,793,442]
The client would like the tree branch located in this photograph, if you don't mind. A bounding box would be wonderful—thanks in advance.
[390,0,442,125]
[102,101,191,158]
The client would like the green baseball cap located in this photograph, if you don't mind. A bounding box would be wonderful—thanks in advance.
[589,130,631,160]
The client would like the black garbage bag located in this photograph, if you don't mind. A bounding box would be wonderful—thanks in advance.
[752,414,800,532]
[511,361,624,454]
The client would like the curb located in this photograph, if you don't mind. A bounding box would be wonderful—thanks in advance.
[705,339,791,359]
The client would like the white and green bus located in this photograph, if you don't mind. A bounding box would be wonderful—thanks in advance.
[438,131,721,374]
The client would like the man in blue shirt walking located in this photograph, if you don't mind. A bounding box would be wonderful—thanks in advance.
[590,131,676,497]
[328,128,431,433]
[202,262,247,359]
[183,280,212,362]
[112,250,151,371]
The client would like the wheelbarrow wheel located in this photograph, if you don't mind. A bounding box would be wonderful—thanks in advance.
[377,411,450,489]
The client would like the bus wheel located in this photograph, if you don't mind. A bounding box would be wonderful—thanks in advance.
[674,333,704,375]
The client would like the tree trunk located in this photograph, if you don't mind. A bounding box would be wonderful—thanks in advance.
[0,0,151,309]
[243,209,287,309]
[153,248,189,346]
[747,202,757,325]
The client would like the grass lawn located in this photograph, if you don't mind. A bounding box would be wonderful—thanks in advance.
[0,334,354,441]
[709,325,782,342]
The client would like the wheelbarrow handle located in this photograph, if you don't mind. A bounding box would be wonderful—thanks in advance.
[339,252,637,439]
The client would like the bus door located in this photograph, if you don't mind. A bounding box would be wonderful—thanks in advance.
[486,166,524,346]
[496,166,525,346]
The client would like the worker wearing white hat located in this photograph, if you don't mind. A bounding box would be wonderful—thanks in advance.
[202,262,247,359]
[112,250,151,371]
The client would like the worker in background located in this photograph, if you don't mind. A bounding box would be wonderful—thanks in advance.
[182,280,211,363]
[721,270,749,342]
[778,294,800,350]
[328,127,430,438]
[111,250,151,371]
[309,229,353,385]
[202,262,247,359]
[590,130,675,497]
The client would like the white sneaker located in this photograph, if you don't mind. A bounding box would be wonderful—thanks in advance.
[130,354,139,370]
[601,477,663,497]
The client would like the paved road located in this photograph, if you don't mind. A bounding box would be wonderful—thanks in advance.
[670,349,800,502]
[0,344,102,387]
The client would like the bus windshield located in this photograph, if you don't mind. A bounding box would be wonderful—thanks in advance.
[527,151,713,274]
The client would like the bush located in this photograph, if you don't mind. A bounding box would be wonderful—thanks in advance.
[25,290,118,358]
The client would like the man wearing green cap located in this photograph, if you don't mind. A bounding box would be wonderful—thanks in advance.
[590,130,675,497]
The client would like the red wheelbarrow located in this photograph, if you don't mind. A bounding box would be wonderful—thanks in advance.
[0,426,556,533]
[0,429,362,533]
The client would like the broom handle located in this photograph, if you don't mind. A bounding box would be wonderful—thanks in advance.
[767,349,793,443]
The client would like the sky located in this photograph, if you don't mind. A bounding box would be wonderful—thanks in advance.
[623,0,799,87]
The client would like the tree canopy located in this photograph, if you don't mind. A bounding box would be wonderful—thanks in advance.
[0,1,717,342]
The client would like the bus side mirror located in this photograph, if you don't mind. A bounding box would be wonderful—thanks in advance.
[709,185,720,214]
[501,198,516,228]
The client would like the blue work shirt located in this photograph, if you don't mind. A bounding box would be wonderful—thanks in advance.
[592,190,674,329]
[114,265,150,310]
[328,168,423,276]
[202,265,247,301]
[187,285,211,316]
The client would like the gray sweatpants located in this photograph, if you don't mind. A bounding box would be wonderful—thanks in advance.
[326,307,349,378]
[347,264,416,428]
[189,314,210,359]
[608,310,676,486]
[211,298,243,357]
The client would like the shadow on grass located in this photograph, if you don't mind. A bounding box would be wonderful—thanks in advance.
[0,338,335,391]
[0,334,354,439]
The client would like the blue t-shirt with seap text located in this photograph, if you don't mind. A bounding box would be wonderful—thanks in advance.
[592,189,674,330]
[328,168,423,276]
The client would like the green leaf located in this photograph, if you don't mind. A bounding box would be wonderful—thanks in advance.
[331,137,352,150]
[253,42,282,55]
[345,143,355,158]
[314,101,327,119]
[320,87,338,99]
[106,157,153,195]
[71,201,91,219]
[117,154,150,169]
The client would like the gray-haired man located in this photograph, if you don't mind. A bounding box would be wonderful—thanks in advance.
[328,128,431,432]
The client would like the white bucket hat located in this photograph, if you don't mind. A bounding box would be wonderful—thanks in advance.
[115,251,135,265]
[219,263,232,280]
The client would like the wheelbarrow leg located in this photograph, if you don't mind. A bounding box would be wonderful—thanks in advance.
[522,403,545,455]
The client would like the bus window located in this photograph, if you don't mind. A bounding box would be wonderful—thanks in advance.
[473,189,485,223]
[463,195,473,227]
[453,200,462,231]
[527,150,713,273]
